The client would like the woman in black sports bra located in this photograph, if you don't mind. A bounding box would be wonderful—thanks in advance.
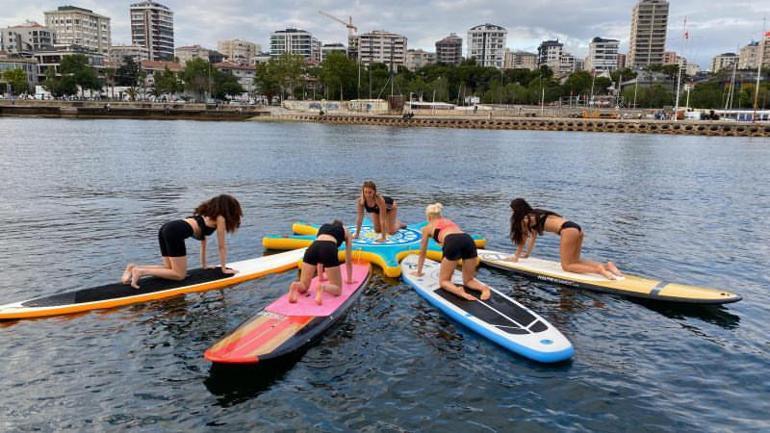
[121,194,243,289]
[508,198,623,280]
[354,181,405,242]
[288,220,354,305]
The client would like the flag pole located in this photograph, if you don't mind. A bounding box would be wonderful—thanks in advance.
[753,18,767,122]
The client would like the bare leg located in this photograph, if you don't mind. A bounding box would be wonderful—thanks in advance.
[370,213,383,234]
[560,230,616,280]
[316,266,343,305]
[130,256,188,289]
[385,203,403,235]
[439,259,475,301]
[462,257,490,300]
[289,262,315,303]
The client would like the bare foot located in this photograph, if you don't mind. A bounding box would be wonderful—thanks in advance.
[288,282,303,303]
[607,261,624,277]
[121,263,135,284]
[461,292,477,301]
[479,287,491,301]
[130,268,142,289]
[315,286,323,305]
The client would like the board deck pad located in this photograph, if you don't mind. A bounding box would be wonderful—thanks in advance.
[262,220,486,277]
[400,255,573,363]
[477,249,742,304]
[205,263,371,364]
[0,248,307,320]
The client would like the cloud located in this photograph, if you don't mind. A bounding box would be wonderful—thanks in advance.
[0,0,767,67]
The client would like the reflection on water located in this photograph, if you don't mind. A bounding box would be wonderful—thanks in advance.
[0,118,768,432]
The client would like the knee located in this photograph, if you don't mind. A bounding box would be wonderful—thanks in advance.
[172,272,187,281]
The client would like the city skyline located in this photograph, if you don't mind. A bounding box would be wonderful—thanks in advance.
[1,0,767,68]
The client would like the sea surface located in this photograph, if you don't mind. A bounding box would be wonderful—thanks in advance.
[0,118,768,432]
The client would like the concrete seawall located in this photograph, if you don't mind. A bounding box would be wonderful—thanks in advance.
[264,114,770,138]
[0,101,268,121]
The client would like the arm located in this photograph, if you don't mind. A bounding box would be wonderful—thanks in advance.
[414,226,430,275]
[344,231,354,283]
[354,199,364,238]
[216,215,234,274]
[522,231,538,258]
[200,238,207,268]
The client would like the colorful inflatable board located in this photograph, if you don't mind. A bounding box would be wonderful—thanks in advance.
[262,220,486,277]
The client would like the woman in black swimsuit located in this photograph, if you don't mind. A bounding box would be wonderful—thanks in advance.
[354,181,405,242]
[121,194,243,289]
[288,220,354,305]
[508,198,623,280]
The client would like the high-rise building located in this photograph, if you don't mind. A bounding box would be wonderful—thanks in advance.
[0,21,53,55]
[538,40,563,72]
[739,42,760,70]
[130,1,174,61]
[270,28,321,63]
[711,53,737,73]
[356,30,407,70]
[586,37,619,73]
[617,53,627,69]
[218,39,260,65]
[44,6,111,54]
[504,50,537,70]
[435,33,462,65]
[467,24,506,68]
[406,49,436,71]
[628,0,669,67]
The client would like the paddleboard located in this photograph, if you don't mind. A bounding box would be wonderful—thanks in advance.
[400,255,573,363]
[262,220,486,277]
[0,248,306,320]
[477,249,741,304]
[205,262,371,364]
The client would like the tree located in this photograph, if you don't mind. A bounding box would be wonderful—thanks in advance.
[254,62,281,104]
[319,51,357,100]
[153,67,181,97]
[59,54,102,96]
[212,70,244,99]
[272,53,305,100]
[43,68,77,97]
[562,71,593,97]
[180,57,212,101]
[1,68,30,95]
[116,57,142,86]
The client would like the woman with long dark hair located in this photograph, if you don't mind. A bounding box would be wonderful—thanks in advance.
[121,194,243,289]
[508,198,622,280]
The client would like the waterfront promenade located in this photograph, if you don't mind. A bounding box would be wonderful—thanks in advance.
[1,100,768,137]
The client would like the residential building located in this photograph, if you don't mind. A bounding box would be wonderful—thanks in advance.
[560,52,577,76]
[503,50,537,70]
[0,21,53,56]
[467,24,507,68]
[685,63,700,76]
[586,37,619,73]
[406,49,436,71]
[662,51,678,65]
[213,61,256,94]
[140,59,182,87]
[32,45,105,82]
[175,45,210,65]
[253,52,271,64]
[217,39,260,65]
[130,1,175,61]
[321,43,346,62]
[628,0,669,67]
[739,42,760,69]
[109,44,149,65]
[435,33,462,65]
[0,56,38,92]
[270,28,321,63]
[356,30,407,70]
[617,53,627,69]
[44,6,111,54]
[711,53,738,74]
[537,40,563,73]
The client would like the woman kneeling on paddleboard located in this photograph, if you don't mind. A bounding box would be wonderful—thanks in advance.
[121,194,243,289]
[289,220,354,305]
[508,198,623,280]
[412,203,490,301]
[354,180,406,242]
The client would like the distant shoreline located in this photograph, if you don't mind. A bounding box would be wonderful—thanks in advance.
[1,101,768,137]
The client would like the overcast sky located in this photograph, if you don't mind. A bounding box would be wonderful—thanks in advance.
[2,0,768,68]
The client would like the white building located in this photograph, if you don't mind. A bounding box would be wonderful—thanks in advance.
[406,49,436,71]
[270,28,321,64]
[0,56,38,92]
[218,39,260,65]
[538,40,563,73]
[711,53,737,74]
[321,43,346,62]
[435,33,463,65]
[213,61,256,94]
[586,37,619,73]
[356,30,407,70]
[131,1,175,61]
[44,6,111,55]
[1,21,53,56]
[110,44,149,65]
[467,24,507,68]
[628,0,669,67]
[32,45,106,82]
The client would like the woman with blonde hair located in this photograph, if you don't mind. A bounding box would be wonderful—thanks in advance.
[412,203,490,301]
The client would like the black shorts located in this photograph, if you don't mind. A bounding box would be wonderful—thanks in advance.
[303,240,341,267]
[442,233,478,261]
[158,220,193,257]
[559,221,582,234]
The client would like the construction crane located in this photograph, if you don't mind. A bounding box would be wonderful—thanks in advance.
[318,10,357,35]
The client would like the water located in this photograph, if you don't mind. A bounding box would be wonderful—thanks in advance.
[0,118,768,432]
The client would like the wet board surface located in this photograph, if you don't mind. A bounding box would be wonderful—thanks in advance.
[204,263,371,364]
[0,249,306,320]
[477,249,741,304]
[400,255,573,363]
